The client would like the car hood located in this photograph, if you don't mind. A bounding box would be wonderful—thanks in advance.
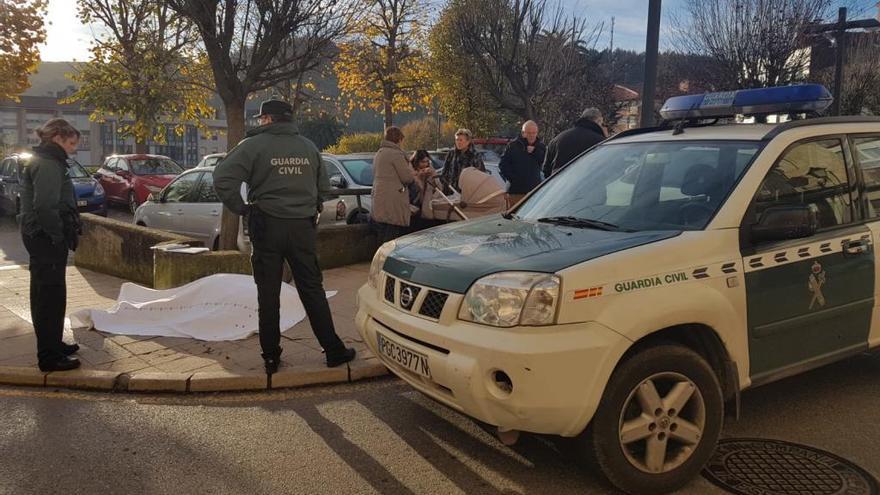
[72,178,98,191]
[383,216,680,293]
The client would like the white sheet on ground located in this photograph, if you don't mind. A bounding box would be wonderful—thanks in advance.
[68,273,336,341]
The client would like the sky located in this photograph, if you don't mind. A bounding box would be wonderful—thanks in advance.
[38,0,880,62]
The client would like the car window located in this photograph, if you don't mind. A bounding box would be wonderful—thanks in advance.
[753,139,852,229]
[324,160,342,180]
[340,158,374,186]
[116,159,129,172]
[102,158,116,171]
[163,172,200,203]
[855,136,880,218]
[130,158,182,175]
[0,160,11,177]
[203,156,223,168]
[67,162,90,179]
[518,141,762,231]
[194,172,220,203]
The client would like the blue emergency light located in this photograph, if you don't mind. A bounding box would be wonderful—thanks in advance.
[659,84,833,121]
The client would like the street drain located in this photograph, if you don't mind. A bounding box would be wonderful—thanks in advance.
[702,439,879,495]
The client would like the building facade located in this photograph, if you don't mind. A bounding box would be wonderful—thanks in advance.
[0,95,227,167]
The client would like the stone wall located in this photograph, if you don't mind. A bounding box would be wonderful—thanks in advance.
[74,214,202,286]
[75,215,379,289]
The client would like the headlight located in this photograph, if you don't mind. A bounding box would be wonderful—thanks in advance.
[94,182,104,196]
[368,241,396,288]
[459,272,560,327]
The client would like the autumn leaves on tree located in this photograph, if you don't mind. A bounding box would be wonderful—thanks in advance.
[0,0,47,102]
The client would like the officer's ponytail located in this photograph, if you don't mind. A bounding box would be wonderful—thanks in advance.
[35,118,81,145]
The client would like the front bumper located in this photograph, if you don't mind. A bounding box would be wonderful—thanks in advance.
[355,280,628,437]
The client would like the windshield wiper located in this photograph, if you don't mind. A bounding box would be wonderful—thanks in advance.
[536,216,630,232]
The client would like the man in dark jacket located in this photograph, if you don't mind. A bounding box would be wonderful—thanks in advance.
[439,128,486,194]
[499,120,545,205]
[543,108,607,178]
[213,99,356,374]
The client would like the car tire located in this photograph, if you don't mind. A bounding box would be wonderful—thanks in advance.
[579,344,723,495]
[128,190,139,214]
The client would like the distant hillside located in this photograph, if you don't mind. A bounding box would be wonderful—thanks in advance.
[23,61,427,133]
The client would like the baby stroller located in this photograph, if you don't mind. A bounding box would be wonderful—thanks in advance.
[422,167,507,222]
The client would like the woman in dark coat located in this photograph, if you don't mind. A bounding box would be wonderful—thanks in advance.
[19,118,82,372]
[439,128,486,194]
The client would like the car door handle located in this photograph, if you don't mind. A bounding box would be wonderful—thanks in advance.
[843,239,871,255]
[210,210,220,216]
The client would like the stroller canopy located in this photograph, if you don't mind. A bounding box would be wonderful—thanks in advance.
[429,167,507,221]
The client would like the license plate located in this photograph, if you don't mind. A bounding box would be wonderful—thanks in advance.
[377,332,431,379]
[77,200,87,206]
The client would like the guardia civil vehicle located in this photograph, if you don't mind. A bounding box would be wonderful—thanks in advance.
[355,84,880,494]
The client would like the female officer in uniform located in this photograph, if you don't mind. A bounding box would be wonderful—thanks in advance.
[19,118,82,372]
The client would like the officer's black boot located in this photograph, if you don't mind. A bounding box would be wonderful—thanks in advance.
[262,347,283,375]
[326,347,356,368]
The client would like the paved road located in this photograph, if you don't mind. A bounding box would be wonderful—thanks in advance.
[1,352,879,495]
[0,207,132,267]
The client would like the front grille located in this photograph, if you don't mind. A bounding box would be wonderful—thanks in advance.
[384,276,396,303]
[419,291,448,319]
[398,282,421,310]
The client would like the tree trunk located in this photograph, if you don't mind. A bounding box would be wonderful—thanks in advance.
[218,96,247,251]
[383,85,394,128]
[135,141,148,154]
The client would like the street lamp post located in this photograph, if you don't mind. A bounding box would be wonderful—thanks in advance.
[640,0,662,128]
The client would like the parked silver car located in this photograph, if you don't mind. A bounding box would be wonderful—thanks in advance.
[322,153,373,224]
[133,154,374,249]
[133,166,250,250]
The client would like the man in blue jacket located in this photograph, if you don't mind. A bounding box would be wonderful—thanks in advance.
[499,120,546,206]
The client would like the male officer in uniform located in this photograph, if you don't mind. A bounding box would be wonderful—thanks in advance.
[214,99,356,374]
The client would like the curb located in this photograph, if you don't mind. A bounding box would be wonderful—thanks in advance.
[0,359,391,393]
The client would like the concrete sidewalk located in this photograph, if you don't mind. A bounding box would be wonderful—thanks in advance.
[0,263,388,392]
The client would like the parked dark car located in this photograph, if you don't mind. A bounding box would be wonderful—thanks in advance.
[95,154,183,213]
[0,153,106,218]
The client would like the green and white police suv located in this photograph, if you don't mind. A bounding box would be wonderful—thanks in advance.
[355,84,880,494]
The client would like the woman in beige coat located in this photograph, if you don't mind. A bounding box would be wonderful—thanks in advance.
[371,126,415,243]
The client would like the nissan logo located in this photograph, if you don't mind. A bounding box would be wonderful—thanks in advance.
[400,287,415,309]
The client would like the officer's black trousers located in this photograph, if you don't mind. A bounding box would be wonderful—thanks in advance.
[22,233,68,363]
[251,216,346,360]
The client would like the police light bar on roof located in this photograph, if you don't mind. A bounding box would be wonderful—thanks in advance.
[659,84,833,121]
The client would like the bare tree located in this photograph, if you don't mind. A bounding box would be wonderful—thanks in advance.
[449,0,601,132]
[674,0,830,89]
[166,0,357,249]
[812,34,880,115]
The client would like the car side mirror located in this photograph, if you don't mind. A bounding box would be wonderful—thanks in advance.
[751,205,817,243]
[329,174,347,189]
[117,170,130,178]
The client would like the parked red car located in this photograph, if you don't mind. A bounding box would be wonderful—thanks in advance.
[95,154,184,213]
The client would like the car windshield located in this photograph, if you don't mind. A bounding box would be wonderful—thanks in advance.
[67,162,90,178]
[516,140,763,231]
[130,158,183,175]
[340,158,374,186]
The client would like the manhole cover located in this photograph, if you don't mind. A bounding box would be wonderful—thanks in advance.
[702,439,879,495]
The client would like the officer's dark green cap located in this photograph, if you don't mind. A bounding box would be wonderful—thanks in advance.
[253,99,293,118]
